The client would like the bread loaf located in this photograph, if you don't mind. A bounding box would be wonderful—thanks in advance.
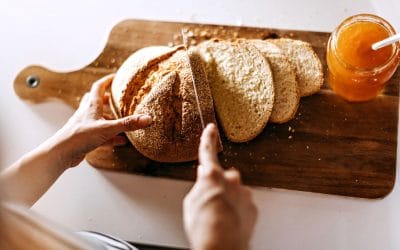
[111,46,220,162]
[196,40,275,142]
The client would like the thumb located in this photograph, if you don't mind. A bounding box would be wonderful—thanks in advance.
[102,114,153,134]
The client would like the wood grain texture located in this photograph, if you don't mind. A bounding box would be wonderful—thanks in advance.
[14,19,399,198]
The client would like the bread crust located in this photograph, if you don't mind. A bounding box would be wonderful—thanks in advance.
[268,38,323,97]
[250,39,300,123]
[111,46,220,162]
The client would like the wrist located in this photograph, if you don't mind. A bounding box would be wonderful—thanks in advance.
[189,222,245,250]
[192,240,245,250]
[37,129,77,171]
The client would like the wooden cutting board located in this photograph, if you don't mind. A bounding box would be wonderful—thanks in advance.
[14,19,399,199]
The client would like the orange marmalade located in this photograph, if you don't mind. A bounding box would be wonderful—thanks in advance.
[327,14,399,102]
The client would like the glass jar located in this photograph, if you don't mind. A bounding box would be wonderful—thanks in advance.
[327,14,399,102]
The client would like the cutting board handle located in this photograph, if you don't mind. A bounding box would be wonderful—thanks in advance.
[14,65,114,109]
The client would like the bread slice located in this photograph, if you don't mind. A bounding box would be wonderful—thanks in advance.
[111,46,220,162]
[196,40,274,142]
[268,38,323,97]
[250,40,300,123]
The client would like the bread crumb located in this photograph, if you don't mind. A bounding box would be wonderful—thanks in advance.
[187,30,194,37]
[200,30,209,37]
[306,145,309,149]
[318,158,321,161]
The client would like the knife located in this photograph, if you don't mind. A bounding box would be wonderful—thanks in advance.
[181,29,205,129]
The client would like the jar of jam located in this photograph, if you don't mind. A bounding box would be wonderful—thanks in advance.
[327,14,399,102]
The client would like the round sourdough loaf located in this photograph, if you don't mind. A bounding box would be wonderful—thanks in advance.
[111,46,220,162]
[196,40,275,142]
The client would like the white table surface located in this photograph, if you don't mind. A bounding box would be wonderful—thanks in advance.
[1,0,399,249]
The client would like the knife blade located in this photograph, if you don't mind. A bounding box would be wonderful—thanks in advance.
[181,29,205,129]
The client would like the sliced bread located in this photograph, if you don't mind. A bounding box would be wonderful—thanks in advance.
[111,46,220,162]
[196,40,274,142]
[250,39,300,123]
[268,38,323,97]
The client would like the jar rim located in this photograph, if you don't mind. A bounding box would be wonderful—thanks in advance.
[330,13,399,75]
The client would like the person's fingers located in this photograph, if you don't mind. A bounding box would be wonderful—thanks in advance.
[103,91,111,104]
[224,168,242,186]
[102,135,128,147]
[196,164,223,183]
[78,93,90,108]
[198,123,221,171]
[89,74,115,117]
[241,186,253,200]
[73,93,90,117]
[103,112,115,120]
[102,104,114,120]
[99,114,152,135]
[240,186,258,230]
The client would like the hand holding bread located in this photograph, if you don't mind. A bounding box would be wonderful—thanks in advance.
[56,74,153,169]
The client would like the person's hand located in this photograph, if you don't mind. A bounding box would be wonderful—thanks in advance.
[50,74,152,168]
[183,124,258,250]
[0,74,152,206]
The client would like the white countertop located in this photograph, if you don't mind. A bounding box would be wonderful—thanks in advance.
[1,0,400,249]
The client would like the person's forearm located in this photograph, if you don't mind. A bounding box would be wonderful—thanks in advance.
[0,136,69,207]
